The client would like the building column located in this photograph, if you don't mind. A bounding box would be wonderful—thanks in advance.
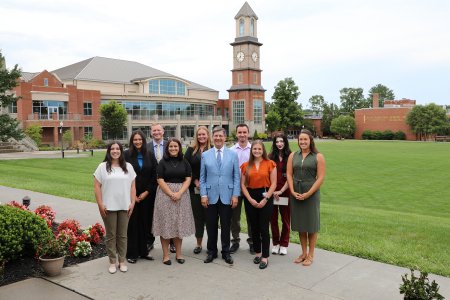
[176,115,181,140]
[53,126,59,147]
[127,115,132,140]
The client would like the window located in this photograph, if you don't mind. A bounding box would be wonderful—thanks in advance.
[132,126,150,138]
[217,108,222,116]
[253,99,263,124]
[44,78,48,86]
[163,126,176,138]
[32,100,67,119]
[239,18,245,36]
[102,127,127,140]
[250,18,254,36]
[233,100,245,124]
[253,73,257,84]
[83,102,92,116]
[84,127,93,138]
[148,79,186,96]
[238,73,243,84]
[8,101,17,113]
[181,126,195,139]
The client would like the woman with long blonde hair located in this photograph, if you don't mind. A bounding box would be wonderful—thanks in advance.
[184,126,211,254]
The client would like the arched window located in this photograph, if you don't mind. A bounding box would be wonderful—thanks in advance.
[239,18,245,36]
[250,18,254,36]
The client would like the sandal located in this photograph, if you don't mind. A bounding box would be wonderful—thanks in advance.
[294,254,307,264]
[302,255,314,266]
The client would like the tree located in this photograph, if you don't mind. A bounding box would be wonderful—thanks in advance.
[368,84,395,107]
[267,77,303,132]
[321,103,340,137]
[308,95,325,115]
[339,87,368,116]
[406,103,449,140]
[63,130,72,149]
[330,115,355,138]
[25,125,43,145]
[0,51,23,142]
[99,101,127,139]
[265,110,281,133]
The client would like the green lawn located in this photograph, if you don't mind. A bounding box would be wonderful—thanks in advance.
[0,141,449,276]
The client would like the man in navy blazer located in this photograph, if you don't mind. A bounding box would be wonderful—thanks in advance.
[200,126,240,264]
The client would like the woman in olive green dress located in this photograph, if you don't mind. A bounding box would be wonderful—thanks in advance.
[286,129,325,266]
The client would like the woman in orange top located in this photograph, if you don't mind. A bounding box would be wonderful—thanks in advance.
[241,140,277,269]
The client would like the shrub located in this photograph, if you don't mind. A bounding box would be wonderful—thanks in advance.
[86,138,106,149]
[362,130,372,140]
[382,130,395,140]
[372,130,383,140]
[25,125,43,146]
[394,131,406,140]
[399,269,444,300]
[0,205,53,263]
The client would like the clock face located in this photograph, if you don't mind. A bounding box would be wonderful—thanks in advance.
[252,52,258,62]
[236,51,245,62]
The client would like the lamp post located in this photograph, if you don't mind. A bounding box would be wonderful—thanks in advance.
[60,121,64,159]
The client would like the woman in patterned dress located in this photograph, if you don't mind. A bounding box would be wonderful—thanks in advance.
[152,138,195,265]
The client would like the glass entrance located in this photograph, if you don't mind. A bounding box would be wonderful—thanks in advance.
[47,107,58,119]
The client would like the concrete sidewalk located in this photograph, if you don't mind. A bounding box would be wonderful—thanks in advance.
[1,186,449,300]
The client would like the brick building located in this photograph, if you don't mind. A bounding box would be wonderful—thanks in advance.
[354,94,416,140]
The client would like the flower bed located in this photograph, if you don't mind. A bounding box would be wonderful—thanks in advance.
[0,202,107,286]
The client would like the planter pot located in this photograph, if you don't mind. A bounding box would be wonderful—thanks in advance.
[39,255,65,276]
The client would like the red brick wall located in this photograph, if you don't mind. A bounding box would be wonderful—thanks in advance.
[355,108,416,140]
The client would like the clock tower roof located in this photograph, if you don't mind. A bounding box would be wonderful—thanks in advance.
[235,2,258,20]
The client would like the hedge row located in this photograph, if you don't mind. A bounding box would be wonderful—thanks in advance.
[362,130,406,140]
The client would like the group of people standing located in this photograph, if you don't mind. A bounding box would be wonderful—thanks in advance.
[93,123,325,273]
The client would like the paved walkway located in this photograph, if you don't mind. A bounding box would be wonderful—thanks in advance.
[1,186,449,300]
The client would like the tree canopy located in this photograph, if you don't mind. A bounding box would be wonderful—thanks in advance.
[321,102,340,137]
[308,95,325,115]
[0,51,24,142]
[339,87,368,116]
[368,84,395,107]
[99,101,128,139]
[266,77,303,132]
[330,115,356,139]
[406,103,449,140]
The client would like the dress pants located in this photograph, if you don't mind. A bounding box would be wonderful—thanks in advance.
[270,202,291,247]
[190,188,207,239]
[102,210,129,264]
[147,189,156,247]
[244,188,274,258]
[126,199,149,259]
[231,195,253,244]
[206,198,232,256]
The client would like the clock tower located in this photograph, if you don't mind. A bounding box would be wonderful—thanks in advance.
[228,2,265,134]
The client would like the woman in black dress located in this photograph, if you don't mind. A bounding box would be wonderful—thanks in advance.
[153,138,195,265]
[184,126,211,254]
[124,130,157,264]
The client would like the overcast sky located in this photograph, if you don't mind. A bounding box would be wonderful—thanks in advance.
[1,0,450,106]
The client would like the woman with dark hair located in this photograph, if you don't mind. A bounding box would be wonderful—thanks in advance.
[152,138,195,265]
[184,126,211,254]
[124,130,157,264]
[241,140,277,269]
[268,133,292,255]
[286,129,325,266]
[94,141,136,274]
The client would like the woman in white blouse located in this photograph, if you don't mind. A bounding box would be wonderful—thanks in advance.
[94,142,136,274]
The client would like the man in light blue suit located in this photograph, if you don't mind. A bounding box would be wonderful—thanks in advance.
[200,126,240,264]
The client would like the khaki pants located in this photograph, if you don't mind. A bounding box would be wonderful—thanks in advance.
[102,210,129,264]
